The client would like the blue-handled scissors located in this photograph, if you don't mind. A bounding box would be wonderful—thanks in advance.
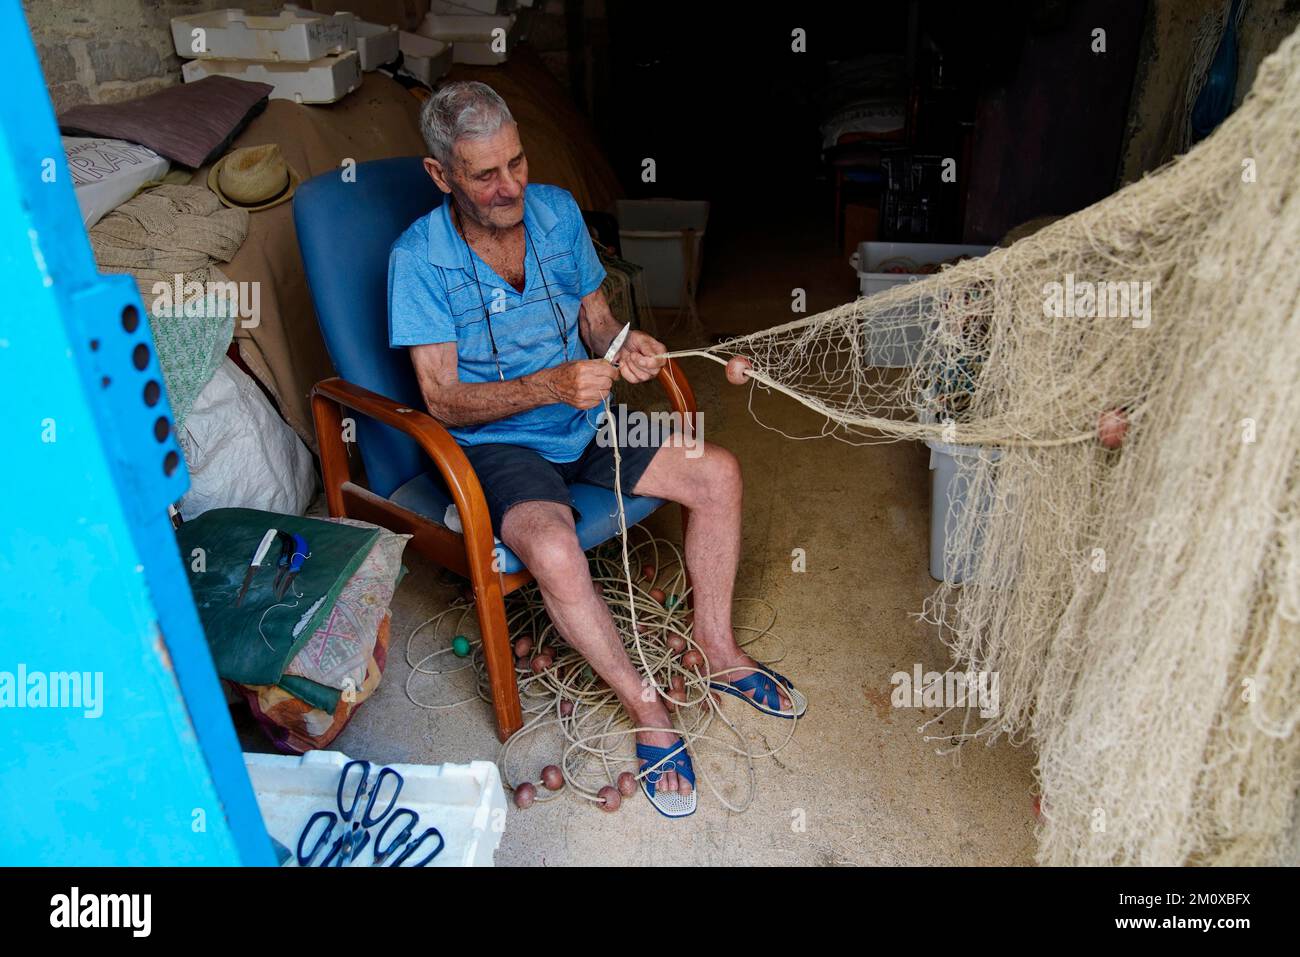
[372,807,418,866]
[338,759,404,827]
[296,760,404,866]
[296,808,338,866]
[392,826,445,867]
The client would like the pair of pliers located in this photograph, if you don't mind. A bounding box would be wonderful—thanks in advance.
[272,531,309,600]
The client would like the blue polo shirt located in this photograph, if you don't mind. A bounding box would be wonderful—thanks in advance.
[388,183,606,462]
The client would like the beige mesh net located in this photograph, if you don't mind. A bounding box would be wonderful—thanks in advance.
[663,27,1300,865]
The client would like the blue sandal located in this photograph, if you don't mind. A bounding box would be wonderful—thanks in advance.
[635,737,698,818]
[710,665,808,719]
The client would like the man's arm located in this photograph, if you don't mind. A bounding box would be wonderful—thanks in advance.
[578,288,667,385]
[410,342,619,426]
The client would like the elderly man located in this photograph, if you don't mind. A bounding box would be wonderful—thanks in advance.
[388,81,803,816]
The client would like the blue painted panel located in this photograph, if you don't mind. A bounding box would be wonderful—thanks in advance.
[0,0,274,865]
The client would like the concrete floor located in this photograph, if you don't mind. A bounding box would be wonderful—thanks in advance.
[241,197,1040,866]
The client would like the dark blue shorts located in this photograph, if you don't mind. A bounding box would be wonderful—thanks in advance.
[462,432,664,534]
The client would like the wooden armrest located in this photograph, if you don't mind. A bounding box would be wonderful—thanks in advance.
[310,378,497,558]
[656,358,698,422]
[313,361,697,551]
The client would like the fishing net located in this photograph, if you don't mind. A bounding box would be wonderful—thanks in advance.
[657,27,1300,865]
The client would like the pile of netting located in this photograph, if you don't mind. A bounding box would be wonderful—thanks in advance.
[404,532,798,813]
[659,28,1300,865]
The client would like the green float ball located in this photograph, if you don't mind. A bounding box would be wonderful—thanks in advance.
[452,635,471,657]
[666,594,679,609]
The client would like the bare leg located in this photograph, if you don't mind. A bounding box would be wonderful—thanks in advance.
[632,441,793,710]
[500,500,691,795]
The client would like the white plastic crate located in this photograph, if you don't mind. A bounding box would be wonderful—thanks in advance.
[398,31,453,86]
[245,749,507,867]
[849,240,993,367]
[616,199,710,311]
[417,12,518,64]
[171,8,354,62]
[182,51,362,104]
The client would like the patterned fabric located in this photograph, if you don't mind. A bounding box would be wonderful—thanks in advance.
[235,614,391,755]
[282,520,410,692]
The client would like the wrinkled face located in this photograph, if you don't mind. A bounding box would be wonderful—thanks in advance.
[424,123,528,231]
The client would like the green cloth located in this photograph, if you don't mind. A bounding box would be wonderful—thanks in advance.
[180,508,380,686]
[276,674,341,713]
[147,295,235,430]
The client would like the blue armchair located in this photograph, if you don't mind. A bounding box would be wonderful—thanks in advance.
[293,157,697,740]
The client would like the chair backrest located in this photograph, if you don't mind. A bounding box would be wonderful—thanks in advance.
[293,156,444,498]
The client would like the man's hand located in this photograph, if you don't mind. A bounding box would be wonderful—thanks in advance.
[538,359,620,410]
[614,330,667,384]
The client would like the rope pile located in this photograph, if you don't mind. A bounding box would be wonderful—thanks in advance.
[404,530,798,812]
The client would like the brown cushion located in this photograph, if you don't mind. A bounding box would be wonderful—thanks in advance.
[59,76,274,169]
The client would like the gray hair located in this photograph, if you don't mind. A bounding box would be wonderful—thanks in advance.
[419,81,515,167]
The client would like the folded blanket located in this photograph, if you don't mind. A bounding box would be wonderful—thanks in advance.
[179,508,380,686]
[90,183,249,301]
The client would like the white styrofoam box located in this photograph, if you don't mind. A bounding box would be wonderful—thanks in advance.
[171,8,355,62]
[353,19,400,70]
[616,199,710,311]
[245,750,507,867]
[849,240,993,367]
[417,12,518,64]
[398,31,453,85]
[183,51,363,104]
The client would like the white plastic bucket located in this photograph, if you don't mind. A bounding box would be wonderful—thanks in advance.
[617,199,710,310]
[926,438,1001,583]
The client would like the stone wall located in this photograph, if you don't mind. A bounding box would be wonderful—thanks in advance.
[22,0,284,113]
[22,0,590,115]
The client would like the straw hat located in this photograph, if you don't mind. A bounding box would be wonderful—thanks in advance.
[207,144,301,212]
